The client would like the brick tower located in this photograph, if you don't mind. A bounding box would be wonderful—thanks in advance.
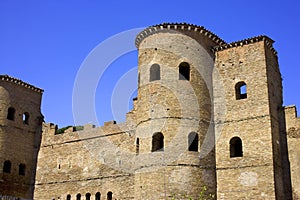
[0,75,43,199]
[133,23,226,199]
[213,37,292,199]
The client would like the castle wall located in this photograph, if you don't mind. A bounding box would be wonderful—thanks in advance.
[265,42,292,200]
[1,23,296,200]
[213,39,289,199]
[0,76,43,199]
[285,106,300,199]
[34,122,136,199]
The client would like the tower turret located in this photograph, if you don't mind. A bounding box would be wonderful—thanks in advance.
[133,23,225,199]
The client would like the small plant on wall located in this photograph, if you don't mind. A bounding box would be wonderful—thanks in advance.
[171,185,215,200]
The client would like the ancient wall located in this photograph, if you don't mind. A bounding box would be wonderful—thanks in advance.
[0,75,43,199]
[34,121,136,200]
[285,106,300,199]
[133,24,226,199]
[213,37,292,199]
[1,23,296,200]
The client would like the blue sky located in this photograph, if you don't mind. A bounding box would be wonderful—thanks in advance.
[0,1,299,127]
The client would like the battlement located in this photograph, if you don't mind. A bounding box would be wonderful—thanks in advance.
[285,105,298,118]
[0,75,44,93]
[213,35,277,56]
[285,105,300,139]
[135,22,226,48]
[41,120,136,147]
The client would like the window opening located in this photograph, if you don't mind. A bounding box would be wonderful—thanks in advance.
[188,132,199,152]
[150,64,160,81]
[152,132,164,152]
[179,62,190,80]
[230,137,243,157]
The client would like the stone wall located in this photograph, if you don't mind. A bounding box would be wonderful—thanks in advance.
[34,121,136,199]
[285,106,300,199]
[214,38,292,199]
[0,75,43,199]
[1,23,297,200]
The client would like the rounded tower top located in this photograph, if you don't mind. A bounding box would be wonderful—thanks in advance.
[135,22,226,48]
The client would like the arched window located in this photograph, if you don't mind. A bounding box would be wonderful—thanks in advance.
[95,192,101,200]
[188,132,199,152]
[235,81,247,100]
[179,62,190,80]
[7,107,15,121]
[152,132,164,152]
[85,193,91,200]
[136,137,140,155]
[230,137,243,158]
[76,194,81,200]
[19,163,26,175]
[66,195,71,200]
[107,192,112,200]
[23,112,30,125]
[3,160,11,173]
[150,64,160,81]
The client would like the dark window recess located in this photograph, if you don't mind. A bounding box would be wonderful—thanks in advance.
[85,193,91,200]
[19,163,26,176]
[3,160,11,173]
[136,137,140,155]
[179,62,190,80]
[95,192,101,200]
[76,194,81,200]
[152,132,164,152]
[7,107,15,121]
[107,192,113,200]
[230,137,243,158]
[23,112,30,124]
[188,132,199,152]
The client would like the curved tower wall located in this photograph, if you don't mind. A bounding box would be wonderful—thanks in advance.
[0,76,43,199]
[133,24,224,199]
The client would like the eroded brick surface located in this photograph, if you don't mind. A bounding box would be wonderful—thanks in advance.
[0,23,298,200]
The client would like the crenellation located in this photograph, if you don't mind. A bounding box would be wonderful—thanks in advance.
[0,75,43,93]
[213,35,278,57]
[104,120,117,126]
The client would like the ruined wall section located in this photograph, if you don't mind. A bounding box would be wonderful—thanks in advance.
[34,121,136,200]
[285,105,300,199]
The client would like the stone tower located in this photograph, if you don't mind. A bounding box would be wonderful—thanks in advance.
[0,75,43,199]
[133,23,226,199]
[213,37,292,199]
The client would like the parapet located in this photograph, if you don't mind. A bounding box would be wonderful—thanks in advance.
[135,22,226,48]
[285,105,298,119]
[0,75,44,93]
[212,35,277,56]
[284,105,300,138]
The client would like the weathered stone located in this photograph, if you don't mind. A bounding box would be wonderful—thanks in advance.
[0,23,298,200]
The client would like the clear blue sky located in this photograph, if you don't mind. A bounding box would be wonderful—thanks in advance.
[0,1,299,127]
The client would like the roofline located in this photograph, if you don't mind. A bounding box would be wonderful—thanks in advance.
[0,75,44,94]
[135,22,227,48]
[212,35,277,56]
